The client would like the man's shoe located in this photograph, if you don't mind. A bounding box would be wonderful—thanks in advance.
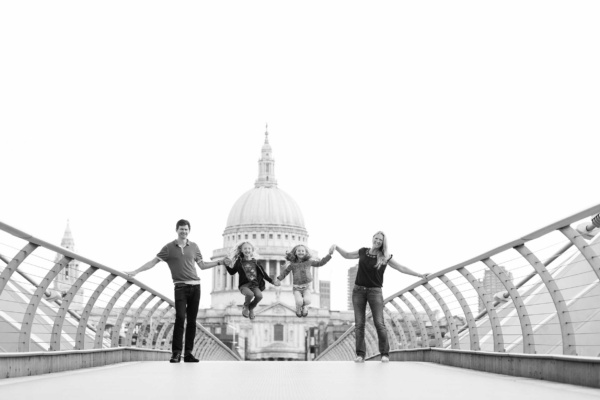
[242,306,249,318]
[381,355,390,363]
[184,354,200,363]
[169,353,181,363]
[354,356,365,363]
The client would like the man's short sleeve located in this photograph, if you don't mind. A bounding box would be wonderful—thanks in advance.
[195,244,203,263]
[156,244,169,262]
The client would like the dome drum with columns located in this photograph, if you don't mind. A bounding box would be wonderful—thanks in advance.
[198,128,352,361]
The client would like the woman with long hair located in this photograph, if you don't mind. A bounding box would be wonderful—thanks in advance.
[333,231,428,363]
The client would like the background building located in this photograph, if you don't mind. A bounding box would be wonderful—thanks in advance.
[478,266,513,313]
[53,221,84,310]
[197,129,353,360]
[347,265,358,310]
[319,280,330,310]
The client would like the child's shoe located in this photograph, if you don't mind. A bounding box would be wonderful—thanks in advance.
[354,356,365,363]
[249,308,255,319]
[301,306,308,317]
[295,305,303,318]
[242,306,249,318]
[381,355,389,363]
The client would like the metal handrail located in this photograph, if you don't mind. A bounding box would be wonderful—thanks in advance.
[317,203,600,361]
[0,220,241,361]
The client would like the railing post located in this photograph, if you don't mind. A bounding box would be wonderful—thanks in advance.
[423,281,460,349]
[0,243,39,297]
[75,274,117,350]
[399,294,429,347]
[123,294,157,346]
[458,267,505,352]
[482,257,535,354]
[438,274,480,351]
[111,288,145,347]
[409,289,443,347]
[514,244,577,355]
[389,299,418,348]
[50,266,98,351]
[18,256,72,352]
[94,281,133,349]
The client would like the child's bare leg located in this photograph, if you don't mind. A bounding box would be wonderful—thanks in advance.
[301,288,312,316]
[293,289,303,317]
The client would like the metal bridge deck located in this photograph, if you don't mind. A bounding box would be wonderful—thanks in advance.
[1,361,599,399]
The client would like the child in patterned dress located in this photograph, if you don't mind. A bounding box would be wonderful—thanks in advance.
[275,245,334,317]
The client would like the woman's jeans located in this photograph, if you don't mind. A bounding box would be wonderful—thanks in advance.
[352,285,389,357]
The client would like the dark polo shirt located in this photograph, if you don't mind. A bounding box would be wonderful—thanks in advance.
[156,240,202,284]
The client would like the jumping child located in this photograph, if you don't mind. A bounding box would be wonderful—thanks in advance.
[276,245,334,317]
[226,242,279,319]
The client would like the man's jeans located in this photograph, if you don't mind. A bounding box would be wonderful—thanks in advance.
[352,284,389,358]
[173,283,200,355]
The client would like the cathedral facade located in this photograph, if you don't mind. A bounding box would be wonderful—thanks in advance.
[197,129,353,360]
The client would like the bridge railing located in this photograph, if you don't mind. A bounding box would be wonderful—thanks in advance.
[0,220,240,362]
[317,204,600,361]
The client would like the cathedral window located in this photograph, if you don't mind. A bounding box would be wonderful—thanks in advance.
[269,234,273,239]
[277,234,281,239]
[261,234,265,239]
[274,324,284,341]
[238,235,241,240]
[292,235,295,240]
[285,235,288,240]
[253,234,256,239]
[245,234,248,239]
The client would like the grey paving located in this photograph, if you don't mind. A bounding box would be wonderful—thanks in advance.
[1,361,599,399]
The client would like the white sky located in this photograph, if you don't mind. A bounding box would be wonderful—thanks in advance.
[1,1,599,310]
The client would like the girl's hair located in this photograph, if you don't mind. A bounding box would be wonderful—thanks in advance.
[285,244,312,263]
[230,241,260,265]
[372,231,390,269]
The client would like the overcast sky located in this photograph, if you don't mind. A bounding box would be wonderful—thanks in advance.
[1,1,599,310]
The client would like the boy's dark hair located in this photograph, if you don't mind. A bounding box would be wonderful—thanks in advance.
[176,219,191,230]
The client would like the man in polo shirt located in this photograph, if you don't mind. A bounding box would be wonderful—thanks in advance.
[126,219,226,363]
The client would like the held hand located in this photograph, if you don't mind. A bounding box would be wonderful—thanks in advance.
[124,270,137,278]
[222,257,232,267]
[420,273,430,279]
[274,279,281,286]
[329,244,336,254]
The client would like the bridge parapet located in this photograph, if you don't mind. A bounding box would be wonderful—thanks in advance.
[317,204,600,362]
[0,221,240,378]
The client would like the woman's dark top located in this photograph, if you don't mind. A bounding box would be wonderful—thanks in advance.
[225,258,274,291]
[355,248,392,288]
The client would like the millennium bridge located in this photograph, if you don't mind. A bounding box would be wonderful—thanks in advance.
[1,205,600,399]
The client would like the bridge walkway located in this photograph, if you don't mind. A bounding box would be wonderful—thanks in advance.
[1,361,599,400]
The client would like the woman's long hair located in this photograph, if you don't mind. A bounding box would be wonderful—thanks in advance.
[372,231,390,269]
[230,241,260,266]
[285,244,312,263]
